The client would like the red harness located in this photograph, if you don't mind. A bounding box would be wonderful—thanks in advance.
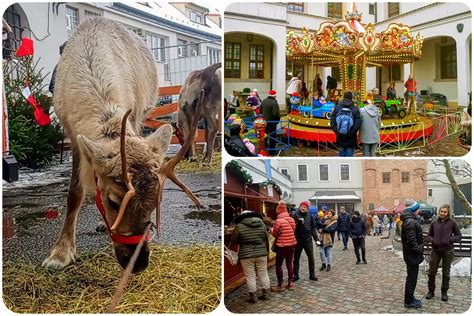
[95,186,150,245]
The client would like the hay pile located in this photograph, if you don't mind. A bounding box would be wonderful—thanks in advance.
[175,151,221,173]
[3,244,221,313]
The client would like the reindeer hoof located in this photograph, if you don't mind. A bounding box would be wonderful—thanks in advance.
[188,157,197,162]
[201,161,211,167]
[42,249,76,270]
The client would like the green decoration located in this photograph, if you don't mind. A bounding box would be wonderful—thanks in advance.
[227,160,253,184]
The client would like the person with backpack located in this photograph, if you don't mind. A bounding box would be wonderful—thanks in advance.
[330,91,362,156]
[359,99,381,157]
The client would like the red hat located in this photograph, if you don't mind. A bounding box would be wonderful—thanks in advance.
[300,201,310,208]
[292,92,300,97]
[269,90,277,97]
[276,203,287,214]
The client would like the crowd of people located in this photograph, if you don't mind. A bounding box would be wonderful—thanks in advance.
[229,199,462,310]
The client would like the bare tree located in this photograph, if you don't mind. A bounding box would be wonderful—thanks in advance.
[423,160,471,215]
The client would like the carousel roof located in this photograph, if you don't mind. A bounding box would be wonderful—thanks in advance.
[286,5,423,66]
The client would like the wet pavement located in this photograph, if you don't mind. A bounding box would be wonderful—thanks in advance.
[2,162,221,265]
[224,233,472,314]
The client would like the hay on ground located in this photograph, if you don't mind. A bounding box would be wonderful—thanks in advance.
[174,151,221,173]
[3,244,221,313]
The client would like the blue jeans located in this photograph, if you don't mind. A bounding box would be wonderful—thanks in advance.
[319,246,333,265]
[338,147,354,157]
[340,230,350,247]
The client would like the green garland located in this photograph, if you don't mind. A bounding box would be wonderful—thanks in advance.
[260,180,282,195]
[227,160,253,184]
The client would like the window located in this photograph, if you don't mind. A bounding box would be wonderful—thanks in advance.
[319,164,329,181]
[401,172,410,183]
[249,45,264,79]
[186,9,204,24]
[286,63,303,81]
[4,5,24,57]
[280,168,289,177]
[287,3,304,13]
[440,44,457,79]
[146,34,166,62]
[177,39,187,58]
[190,43,200,56]
[369,3,375,15]
[66,6,79,38]
[225,42,241,78]
[327,3,342,18]
[428,189,433,197]
[388,3,400,18]
[369,203,375,210]
[338,203,355,213]
[382,172,390,183]
[388,65,401,81]
[340,164,350,181]
[208,48,221,65]
[297,164,308,182]
[85,10,100,19]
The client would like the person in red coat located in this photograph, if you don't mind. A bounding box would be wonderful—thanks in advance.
[270,201,297,292]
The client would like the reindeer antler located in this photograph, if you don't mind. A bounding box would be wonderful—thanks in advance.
[155,90,205,232]
[110,110,136,231]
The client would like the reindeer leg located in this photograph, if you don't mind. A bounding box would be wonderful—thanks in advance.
[168,172,202,209]
[202,114,217,166]
[42,149,84,269]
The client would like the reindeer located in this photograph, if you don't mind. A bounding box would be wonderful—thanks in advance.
[42,17,201,273]
[178,63,221,166]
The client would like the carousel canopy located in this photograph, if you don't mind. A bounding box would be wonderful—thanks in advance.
[374,205,389,212]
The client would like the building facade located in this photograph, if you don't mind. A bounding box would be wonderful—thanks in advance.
[3,2,221,88]
[362,160,427,212]
[224,2,471,108]
[275,159,363,214]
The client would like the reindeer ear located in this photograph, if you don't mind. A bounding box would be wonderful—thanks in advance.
[146,124,173,156]
[77,134,105,166]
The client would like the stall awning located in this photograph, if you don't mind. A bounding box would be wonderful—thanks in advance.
[309,190,361,201]
[224,190,264,200]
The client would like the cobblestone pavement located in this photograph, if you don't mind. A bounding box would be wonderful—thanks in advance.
[225,233,472,313]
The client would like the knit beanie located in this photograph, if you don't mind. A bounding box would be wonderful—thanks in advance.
[405,199,420,213]
[300,201,310,208]
[317,211,324,218]
[343,91,353,100]
[276,203,287,214]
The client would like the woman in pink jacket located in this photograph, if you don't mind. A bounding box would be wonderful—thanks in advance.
[270,201,297,292]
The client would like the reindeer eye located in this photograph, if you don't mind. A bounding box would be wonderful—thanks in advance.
[108,197,120,211]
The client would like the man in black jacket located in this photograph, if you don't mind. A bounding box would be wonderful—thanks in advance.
[224,124,254,157]
[337,206,351,250]
[261,90,281,155]
[292,201,318,281]
[330,91,362,157]
[401,199,424,309]
[349,211,367,264]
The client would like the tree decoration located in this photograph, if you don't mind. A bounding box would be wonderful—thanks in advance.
[227,160,253,184]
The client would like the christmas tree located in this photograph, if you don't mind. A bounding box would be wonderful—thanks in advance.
[3,53,62,169]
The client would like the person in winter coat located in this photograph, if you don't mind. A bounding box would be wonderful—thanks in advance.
[319,210,338,272]
[425,204,462,302]
[228,90,240,115]
[349,211,368,264]
[292,201,319,281]
[359,99,381,156]
[366,213,373,236]
[224,124,255,157]
[231,210,271,303]
[400,199,424,309]
[261,90,281,155]
[330,91,362,157]
[337,206,351,250]
[270,201,297,292]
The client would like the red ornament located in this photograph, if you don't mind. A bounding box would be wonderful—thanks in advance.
[16,38,35,57]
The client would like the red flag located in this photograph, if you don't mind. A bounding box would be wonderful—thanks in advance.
[16,37,35,57]
[21,86,51,126]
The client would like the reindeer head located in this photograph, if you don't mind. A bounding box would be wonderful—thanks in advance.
[77,95,204,273]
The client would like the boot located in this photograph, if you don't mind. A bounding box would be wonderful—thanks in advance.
[441,290,448,302]
[309,275,318,281]
[319,263,326,271]
[425,291,434,300]
[248,292,257,303]
[258,289,269,300]
[326,264,331,272]
[286,281,295,290]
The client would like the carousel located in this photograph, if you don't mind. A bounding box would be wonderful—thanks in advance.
[285,5,433,144]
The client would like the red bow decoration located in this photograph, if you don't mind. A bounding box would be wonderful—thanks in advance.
[21,85,51,126]
[16,37,35,57]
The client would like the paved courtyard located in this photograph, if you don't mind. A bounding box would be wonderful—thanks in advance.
[225,233,471,314]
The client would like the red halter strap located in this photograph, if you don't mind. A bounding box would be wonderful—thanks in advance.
[95,179,150,245]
